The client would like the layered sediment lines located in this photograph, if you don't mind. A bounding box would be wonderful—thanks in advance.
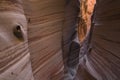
[27,0,65,80]
[78,0,120,80]
[1,0,120,80]
[0,1,34,79]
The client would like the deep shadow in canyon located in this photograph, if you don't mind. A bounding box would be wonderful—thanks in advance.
[0,0,120,80]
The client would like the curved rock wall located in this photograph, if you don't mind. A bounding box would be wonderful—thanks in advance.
[87,0,120,79]
[0,0,34,80]
[78,0,120,80]
[26,0,65,80]
[1,0,120,80]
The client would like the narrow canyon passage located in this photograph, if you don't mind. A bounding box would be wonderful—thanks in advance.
[0,0,120,80]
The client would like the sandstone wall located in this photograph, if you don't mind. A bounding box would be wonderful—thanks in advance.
[27,0,65,80]
[78,0,120,80]
[1,0,120,80]
[0,0,34,80]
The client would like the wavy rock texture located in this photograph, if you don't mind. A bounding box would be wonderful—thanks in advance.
[87,0,120,79]
[78,0,120,80]
[26,0,65,80]
[1,0,120,80]
[0,0,34,80]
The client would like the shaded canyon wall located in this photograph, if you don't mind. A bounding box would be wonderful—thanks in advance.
[1,0,120,80]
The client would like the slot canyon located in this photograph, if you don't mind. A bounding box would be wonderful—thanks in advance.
[0,0,120,80]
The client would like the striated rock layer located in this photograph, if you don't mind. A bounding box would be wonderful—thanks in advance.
[0,0,120,80]
[78,0,120,80]
[26,0,65,80]
[0,0,34,80]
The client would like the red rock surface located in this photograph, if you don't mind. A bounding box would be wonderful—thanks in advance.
[26,0,65,80]
[0,0,120,80]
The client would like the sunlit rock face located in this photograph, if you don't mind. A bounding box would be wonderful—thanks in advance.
[0,0,34,80]
[78,0,96,42]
